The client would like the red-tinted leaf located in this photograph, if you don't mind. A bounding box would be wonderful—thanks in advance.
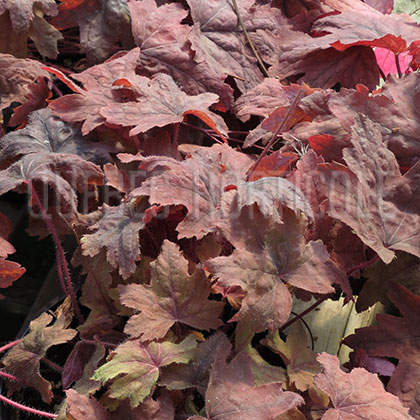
[375,48,412,76]
[0,0,57,31]
[365,0,394,14]
[119,240,223,341]
[0,109,106,221]
[350,348,396,377]
[65,389,174,420]
[344,282,420,409]
[54,0,133,64]
[247,151,298,182]
[356,253,420,312]
[8,77,51,127]
[409,40,420,71]
[0,212,14,258]
[234,80,309,122]
[315,10,420,54]
[234,80,315,148]
[0,1,61,58]
[207,210,335,333]
[62,341,100,390]
[319,114,420,264]
[0,258,25,290]
[49,48,140,134]
[161,332,230,395]
[253,24,379,89]
[81,200,147,279]
[187,0,277,93]
[129,0,233,108]
[262,323,320,391]
[100,72,228,137]
[188,348,304,420]
[135,144,253,239]
[0,54,50,113]
[92,335,197,407]
[2,300,77,403]
[314,352,413,420]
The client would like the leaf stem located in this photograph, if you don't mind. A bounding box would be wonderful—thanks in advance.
[41,357,63,373]
[395,53,402,78]
[0,340,21,354]
[28,181,84,324]
[0,371,21,382]
[290,311,315,350]
[0,393,56,419]
[378,65,387,81]
[231,0,269,77]
[278,294,333,335]
[246,89,304,181]
[346,254,379,275]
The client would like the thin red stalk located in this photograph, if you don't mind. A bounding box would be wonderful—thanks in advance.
[181,122,223,144]
[346,254,379,275]
[278,254,380,334]
[227,137,266,151]
[378,65,387,81]
[395,53,402,78]
[290,310,315,350]
[52,83,63,97]
[28,181,84,324]
[173,122,180,146]
[82,338,117,348]
[0,340,21,354]
[278,294,333,335]
[0,393,56,419]
[246,89,304,181]
[41,357,63,373]
[0,371,21,382]
[54,254,68,297]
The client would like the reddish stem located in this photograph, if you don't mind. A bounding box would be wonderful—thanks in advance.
[28,181,84,324]
[82,338,117,348]
[0,393,56,418]
[0,371,21,382]
[246,89,304,181]
[290,310,315,350]
[41,357,63,373]
[0,340,21,354]
[278,294,333,335]
[52,83,63,97]
[278,254,380,334]
[173,122,180,146]
[347,254,379,275]
[395,53,402,78]
[378,66,387,81]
